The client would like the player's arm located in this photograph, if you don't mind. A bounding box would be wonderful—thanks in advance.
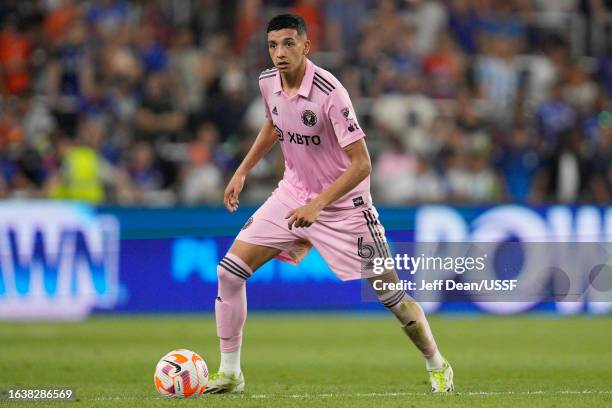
[286,138,371,229]
[224,119,277,212]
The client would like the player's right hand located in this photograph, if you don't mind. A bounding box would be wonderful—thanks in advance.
[224,173,245,212]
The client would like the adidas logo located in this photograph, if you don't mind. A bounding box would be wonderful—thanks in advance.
[272,106,278,115]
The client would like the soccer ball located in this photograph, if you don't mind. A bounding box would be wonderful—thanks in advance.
[154,349,208,398]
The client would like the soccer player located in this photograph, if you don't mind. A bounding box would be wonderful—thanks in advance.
[206,14,453,394]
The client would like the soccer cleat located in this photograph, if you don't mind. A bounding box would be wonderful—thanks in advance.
[428,359,454,393]
[204,371,245,394]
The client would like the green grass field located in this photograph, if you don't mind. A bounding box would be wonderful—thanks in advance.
[1,314,611,407]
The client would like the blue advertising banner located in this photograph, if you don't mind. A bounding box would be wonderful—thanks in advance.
[0,201,611,320]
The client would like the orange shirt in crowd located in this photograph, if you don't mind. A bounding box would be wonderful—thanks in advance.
[291,0,323,51]
[43,4,79,43]
[0,30,31,95]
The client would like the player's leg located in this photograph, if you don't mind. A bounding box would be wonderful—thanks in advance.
[367,271,438,358]
[217,239,281,357]
[207,240,280,394]
[216,240,280,356]
[367,271,454,392]
[208,192,311,394]
[304,208,453,392]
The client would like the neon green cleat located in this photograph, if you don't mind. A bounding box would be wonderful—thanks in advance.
[204,371,245,394]
[428,359,454,393]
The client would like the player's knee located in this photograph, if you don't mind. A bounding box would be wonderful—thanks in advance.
[396,300,425,324]
[217,264,245,286]
[217,255,252,285]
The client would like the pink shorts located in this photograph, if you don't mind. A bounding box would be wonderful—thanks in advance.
[235,190,390,281]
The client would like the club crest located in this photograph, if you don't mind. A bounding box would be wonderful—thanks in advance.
[301,110,317,127]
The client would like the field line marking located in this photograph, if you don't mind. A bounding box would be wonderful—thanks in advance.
[92,390,612,401]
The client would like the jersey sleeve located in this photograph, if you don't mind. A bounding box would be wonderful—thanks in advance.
[326,86,366,148]
[258,80,272,120]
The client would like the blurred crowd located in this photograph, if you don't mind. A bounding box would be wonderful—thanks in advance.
[0,0,611,206]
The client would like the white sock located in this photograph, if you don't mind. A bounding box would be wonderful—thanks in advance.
[219,348,241,375]
[425,349,445,371]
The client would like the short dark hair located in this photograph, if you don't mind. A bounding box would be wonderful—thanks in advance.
[266,14,307,36]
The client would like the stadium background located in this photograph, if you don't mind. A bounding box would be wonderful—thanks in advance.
[1,0,610,318]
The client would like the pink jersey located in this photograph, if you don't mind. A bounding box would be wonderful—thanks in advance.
[258,59,371,218]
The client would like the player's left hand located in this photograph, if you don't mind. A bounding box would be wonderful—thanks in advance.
[285,201,323,230]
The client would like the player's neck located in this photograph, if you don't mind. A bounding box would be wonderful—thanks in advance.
[280,59,307,96]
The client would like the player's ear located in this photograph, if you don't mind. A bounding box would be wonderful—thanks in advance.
[303,38,311,56]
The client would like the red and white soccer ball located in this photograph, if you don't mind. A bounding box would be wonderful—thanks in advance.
[154,349,208,398]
